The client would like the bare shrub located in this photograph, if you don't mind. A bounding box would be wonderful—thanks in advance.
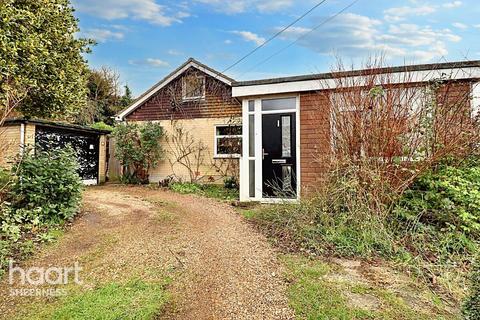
[166,121,208,183]
[323,57,479,197]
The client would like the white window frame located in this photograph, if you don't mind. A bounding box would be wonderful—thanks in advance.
[472,82,480,119]
[182,74,205,101]
[214,124,242,158]
[239,95,300,203]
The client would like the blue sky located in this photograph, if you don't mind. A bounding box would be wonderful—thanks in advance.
[72,0,480,96]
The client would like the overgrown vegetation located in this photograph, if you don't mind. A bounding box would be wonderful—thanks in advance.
[282,254,457,319]
[252,160,479,277]
[463,254,480,320]
[113,122,164,184]
[169,182,239,201]
[0,147,83,276]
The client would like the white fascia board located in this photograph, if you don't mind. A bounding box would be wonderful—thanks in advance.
[117,61,232,120]
[232,67,480,98]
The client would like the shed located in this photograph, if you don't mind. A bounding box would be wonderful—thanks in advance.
[0,119,110,185]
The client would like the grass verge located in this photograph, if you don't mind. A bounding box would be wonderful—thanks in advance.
[282,254,458,320]
[18,278,171,320]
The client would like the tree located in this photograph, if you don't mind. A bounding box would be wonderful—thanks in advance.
[120,85,134,109]
[113,122,164,184]
[77,71,134,125]
[76,67,121,125]
[0,0,93,126]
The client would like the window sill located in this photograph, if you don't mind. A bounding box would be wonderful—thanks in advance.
[182,96,205,102]
[213,155,241,159]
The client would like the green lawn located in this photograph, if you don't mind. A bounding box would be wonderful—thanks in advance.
[17,278,171,320]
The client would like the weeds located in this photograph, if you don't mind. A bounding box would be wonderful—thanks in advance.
[169,182,239,201]
[251,159,479,301]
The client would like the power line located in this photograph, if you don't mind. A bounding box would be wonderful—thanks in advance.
[238,0,361,79]
[221,0,329,74]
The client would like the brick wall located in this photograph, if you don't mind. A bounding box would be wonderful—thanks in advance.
[0,124,21,168]
[135,117,241,184]
[299,91,332,194]
[127,67,241,121]
[297,80,475,195]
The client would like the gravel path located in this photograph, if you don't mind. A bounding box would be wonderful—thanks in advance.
[0,185,294,319]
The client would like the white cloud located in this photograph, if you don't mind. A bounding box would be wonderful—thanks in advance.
[452,22,468,29]
[231,30,265,46]
[277,13,461,62]
[195,0,293,14]
[167,49,183,56]
[384,5,436,22]
[129,58,170,67]
[81,28,124,42]
[256,0,294,12]
[224,39,233,44]
[73,0,186,26]
[442,1,462,8]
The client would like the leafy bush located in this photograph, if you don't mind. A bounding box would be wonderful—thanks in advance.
[463,255,480,320]
[0,147,83,277]
[90,121,114,131]
[113,122,164,184]
[395,159,480,237]
[11,146,83,223]
[0,167,12,200]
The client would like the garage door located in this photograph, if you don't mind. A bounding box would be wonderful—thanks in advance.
[35,126,100,184]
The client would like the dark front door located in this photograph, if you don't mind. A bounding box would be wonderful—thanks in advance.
[262,113,296,198]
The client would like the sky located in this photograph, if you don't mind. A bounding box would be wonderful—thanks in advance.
[71,0,480,97]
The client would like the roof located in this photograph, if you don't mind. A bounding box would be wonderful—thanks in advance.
[233,60,480,87]
[5,118,111,135]
[116,58,234,121]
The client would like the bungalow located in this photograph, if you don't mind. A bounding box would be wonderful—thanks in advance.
[117,58,480,202]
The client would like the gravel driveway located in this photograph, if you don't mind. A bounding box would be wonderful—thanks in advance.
[0,185,294,319]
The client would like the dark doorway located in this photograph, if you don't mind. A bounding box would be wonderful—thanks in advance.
[262,113,296,198]
[35,126,100,182]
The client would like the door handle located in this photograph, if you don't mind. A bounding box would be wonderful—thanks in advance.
[262,148,269,160]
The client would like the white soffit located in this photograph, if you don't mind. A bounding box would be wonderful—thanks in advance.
[232,67,480,97]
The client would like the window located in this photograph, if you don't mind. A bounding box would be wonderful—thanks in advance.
[214,125,242,157]
[262,97,296,111]
[182,74,205,101]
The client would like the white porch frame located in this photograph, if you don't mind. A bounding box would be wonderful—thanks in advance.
[239,94,301,203]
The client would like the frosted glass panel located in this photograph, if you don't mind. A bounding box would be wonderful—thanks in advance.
[249,160,255,197]
[249,115,255,157]
[262,97,296,111]
[248,100,255,112]
[281,116,291,157]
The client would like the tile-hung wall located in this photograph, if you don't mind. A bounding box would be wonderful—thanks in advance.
[240,96,300,202]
